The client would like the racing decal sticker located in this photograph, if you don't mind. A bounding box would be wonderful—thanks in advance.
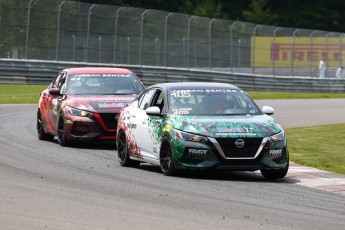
[98,103,126,108]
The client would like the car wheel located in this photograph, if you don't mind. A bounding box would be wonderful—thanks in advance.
[37,110,54,141]
[159,137,176,176]
[57,115,70,147]
[260,161,289,180]
[117,130,140,167]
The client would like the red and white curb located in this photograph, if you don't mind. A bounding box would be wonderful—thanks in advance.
[284,162,345,195]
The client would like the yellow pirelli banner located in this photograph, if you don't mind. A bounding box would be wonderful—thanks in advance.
[251,36,345,67]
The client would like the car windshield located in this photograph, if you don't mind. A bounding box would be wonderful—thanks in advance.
[168,88,262,116]
[66,73,144,95]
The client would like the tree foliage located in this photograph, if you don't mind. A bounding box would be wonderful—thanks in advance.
[77,0,345,33]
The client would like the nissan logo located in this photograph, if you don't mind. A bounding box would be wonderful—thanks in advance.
[234,139,245,148]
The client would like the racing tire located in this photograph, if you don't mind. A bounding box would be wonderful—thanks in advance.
[37,110,54,141]
[117,130,140,167]
[260,161,289,180]
[57,115,70,147]
[159,137,176,176]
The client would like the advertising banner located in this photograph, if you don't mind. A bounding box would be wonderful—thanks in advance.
[252,36,345,67]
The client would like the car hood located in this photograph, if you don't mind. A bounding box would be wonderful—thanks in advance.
[170,115,282,138]
[65,95,137,113]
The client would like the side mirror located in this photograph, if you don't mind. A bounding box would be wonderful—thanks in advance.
[262,106,274,115]
[146,106,161,116]
[49,87,61,96]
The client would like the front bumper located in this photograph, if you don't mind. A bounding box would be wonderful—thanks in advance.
[172,136,289,171]
[63,112,117,141]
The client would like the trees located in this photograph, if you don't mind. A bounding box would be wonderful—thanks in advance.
[77,0,345,33]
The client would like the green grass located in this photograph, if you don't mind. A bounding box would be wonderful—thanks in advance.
[247,90,345,99]
[285,124,345,175]
[1,84,345,104]
[0,84,344,174]
[0,84,46,104]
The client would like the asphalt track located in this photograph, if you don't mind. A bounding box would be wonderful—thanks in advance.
[0,99,345,230]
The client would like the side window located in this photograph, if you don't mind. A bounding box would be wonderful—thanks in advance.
[51,72,63,88]
[138,89,156,110]
[57,73,67,93]
[152,90,164,111]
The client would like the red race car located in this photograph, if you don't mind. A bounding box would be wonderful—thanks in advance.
[37,67,145,146]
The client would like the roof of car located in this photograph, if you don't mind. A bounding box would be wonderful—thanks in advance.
[65,67,133,75]
[149,82,241,91]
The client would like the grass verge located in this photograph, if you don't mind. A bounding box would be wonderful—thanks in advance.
[0,84,46,104]
[285,124,345,175]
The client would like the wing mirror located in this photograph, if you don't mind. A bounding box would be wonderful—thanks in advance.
[262,106,274,115]
[49,87,61,96]
[146,106,161,116]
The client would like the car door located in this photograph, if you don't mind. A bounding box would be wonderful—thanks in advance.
[141,89,165,159]
[132,88,160,162]
[50,72,67,133]
[42,73,62,134]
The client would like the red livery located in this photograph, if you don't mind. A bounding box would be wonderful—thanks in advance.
[37,67,145,146]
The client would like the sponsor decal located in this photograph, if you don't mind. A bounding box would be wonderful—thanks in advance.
[163,125,171,132]
[127,123,137,129]
[269,149,283,156]
[170,89,238,98]
[98,103,125,108]
[188,149,208,157]
[215,132,257,137]
[216,127,253,133]
[71,74,131,79]
[173,108,192,115]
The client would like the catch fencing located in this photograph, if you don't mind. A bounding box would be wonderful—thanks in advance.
[1,0,345,80]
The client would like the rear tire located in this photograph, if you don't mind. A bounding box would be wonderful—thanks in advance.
[117,130,140,167]
[37,110,54,141]
[160,137,176,176]
[260,161,289,180]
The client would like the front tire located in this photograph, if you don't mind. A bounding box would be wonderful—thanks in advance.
[260,161,289,180]
[160,137,176,176]
[57,115,70,147]
[117,130,140,167]
[37,110,54,141]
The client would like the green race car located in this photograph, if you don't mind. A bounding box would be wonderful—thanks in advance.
[116,82,289,179]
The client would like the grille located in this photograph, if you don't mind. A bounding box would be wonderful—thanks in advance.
[215,137,263,158]
[98,113,118,130]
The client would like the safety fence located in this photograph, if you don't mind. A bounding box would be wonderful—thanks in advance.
[1,59,344,92]
[1,0,345,79]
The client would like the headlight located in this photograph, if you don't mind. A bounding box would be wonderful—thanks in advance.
[174,129,208,143]
[66,106,93,117]
[269,131,285,142]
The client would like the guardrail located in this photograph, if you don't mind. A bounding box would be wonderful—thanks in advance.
[0,58,344,92]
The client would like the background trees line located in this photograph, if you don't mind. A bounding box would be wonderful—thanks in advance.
[79,0,345,33]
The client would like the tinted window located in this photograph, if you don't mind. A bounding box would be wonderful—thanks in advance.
[66,73,144,95]
[138,89,156,110]
[168,88,261,116]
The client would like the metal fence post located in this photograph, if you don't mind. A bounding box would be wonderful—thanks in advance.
[55,1,65,61]
[291,29,299,77]
[208,18,215,69]
[72,34,76,61]
[272,27,280,76]
[164,13,172,67]
[187,16,194,68]
[25,0,34,59]
[99,36,102,63]
[139,10,148,65]
[113,7,122,63]
[155,37,159,65]
[230,21,237,72]
[310,31,316,77]
[252,25,259,74]
[85,4,95,62]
